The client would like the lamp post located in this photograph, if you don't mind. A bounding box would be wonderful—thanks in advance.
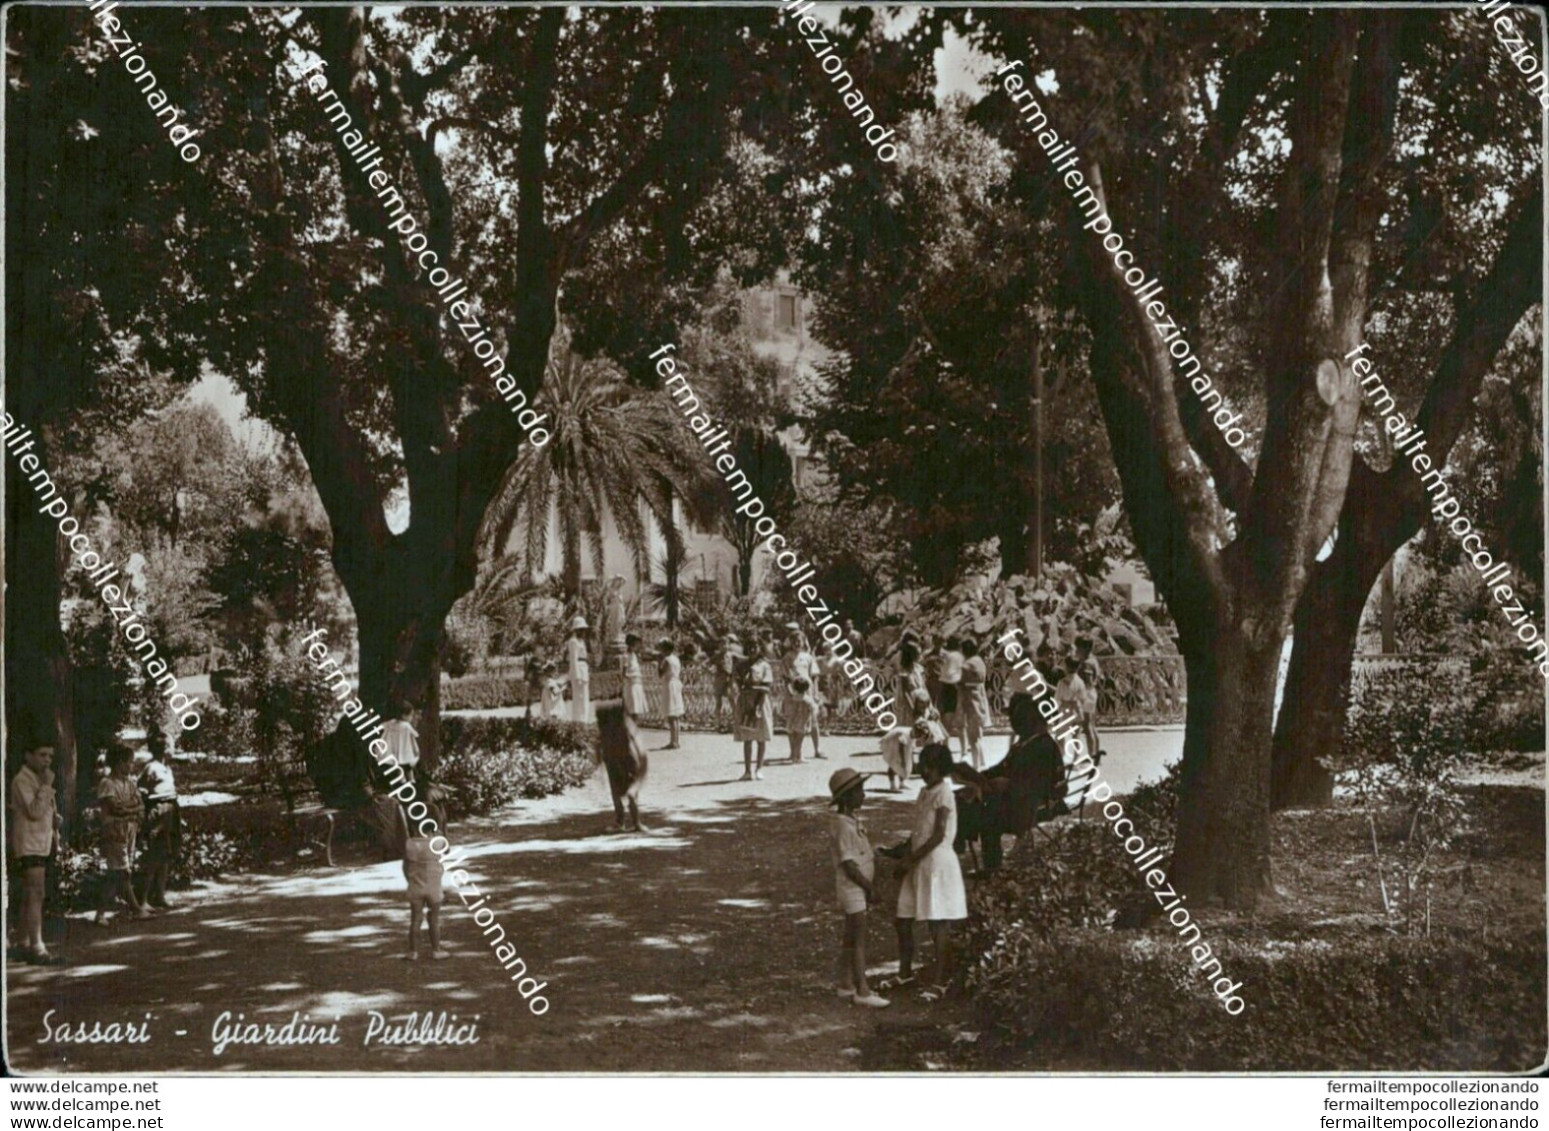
[1031,333,1044,584]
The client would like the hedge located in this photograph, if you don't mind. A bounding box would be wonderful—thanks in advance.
[443,674,529,711]
[436,714,596,820]
[964,926,1545,1071]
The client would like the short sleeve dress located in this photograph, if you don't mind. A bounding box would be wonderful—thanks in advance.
[623,652,649,717]
[783,649,821,736]
[894,663,928,728]
[735,658,775,743]
[957,656,993,740]
[896,779,967,922]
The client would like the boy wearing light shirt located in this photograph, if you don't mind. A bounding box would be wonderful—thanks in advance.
[10,746,63,963]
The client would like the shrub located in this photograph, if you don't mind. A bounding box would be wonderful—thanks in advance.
[1346,656,1544,766]
[169,827,246,888]
[45,825,247,915]
[966,822,1142,949]
[443,674,529,711]
[1122,759,1181,833]
[435,715,596,819]
[964,927,1545,1071]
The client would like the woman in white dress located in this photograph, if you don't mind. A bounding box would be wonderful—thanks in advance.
[782,629,824,763]
[622,633,649,719]
[956,639,993,771]
[879,743,966,1001]
[658,638,684,750]
[894,640,927,729]
[566,616,592,723]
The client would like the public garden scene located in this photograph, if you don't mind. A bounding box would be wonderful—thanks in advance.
[3,3,1545,1073]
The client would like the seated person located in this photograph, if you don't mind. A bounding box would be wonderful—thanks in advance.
[953,692,1063,872]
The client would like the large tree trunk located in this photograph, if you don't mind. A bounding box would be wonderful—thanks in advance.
[1269,530,1384,809]
[1171,627,1283,905]
[5,474,81,834]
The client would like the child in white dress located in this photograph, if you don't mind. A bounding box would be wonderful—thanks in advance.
[540,662,564,719]
[878,744,966,1001]
[623,634,649,719]
[658,638,684,750]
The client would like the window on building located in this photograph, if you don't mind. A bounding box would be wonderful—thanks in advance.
[778,293,798,330]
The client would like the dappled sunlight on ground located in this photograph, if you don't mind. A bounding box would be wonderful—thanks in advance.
[7,727,1188,1071]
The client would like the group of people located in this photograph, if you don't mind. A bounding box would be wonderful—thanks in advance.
[825,744,967,1009]
[528,616,686,749]
[719,622,862,781]
[823,674,1097,1009]
[8,739,182,965]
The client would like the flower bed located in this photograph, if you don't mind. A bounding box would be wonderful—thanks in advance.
[436,715,596,820]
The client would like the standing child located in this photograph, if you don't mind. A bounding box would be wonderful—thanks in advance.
[95,744,150,924]
[713,638,741,732]
[827,769,888,1008]
[735,636,775,782]
[596,700,649,831]
[622,633,649,719]
[658,638,684,750]
[540,661,565,719]
[957,638,993,771]
[524,655,544,719]
[880,687,944,792]
[937,636,964,752]
[878,744,967,1001]
[9,745,63,963]
[399,779,449,960]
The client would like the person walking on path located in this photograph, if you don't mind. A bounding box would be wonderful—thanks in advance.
[878,744,967,1002]
[597,700,649,831]
[9,745,63,964]
[735,635,775,781]
[622,633,649,720]
[827,768,888,1009]
[658,638,685,750]
[782,627,825,763]
[567,615,592,724]
[138,740,181,910]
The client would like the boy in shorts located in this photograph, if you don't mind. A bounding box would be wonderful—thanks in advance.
[827,768,888,1008]
[10,745,63,963]
[400,782,449,960]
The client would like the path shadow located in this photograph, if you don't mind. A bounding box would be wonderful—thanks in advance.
[7,783,961,1073]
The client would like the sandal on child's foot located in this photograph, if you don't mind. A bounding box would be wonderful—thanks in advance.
[430,949,451,960]
[399,952,421,961]
[852,993,891,1008]
[836,987,856,999]
[875,973,915,991]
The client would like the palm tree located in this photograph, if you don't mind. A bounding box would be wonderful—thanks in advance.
[481,340,719,608]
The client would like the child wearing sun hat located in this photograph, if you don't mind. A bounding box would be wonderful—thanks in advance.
[827,767,889,1009]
